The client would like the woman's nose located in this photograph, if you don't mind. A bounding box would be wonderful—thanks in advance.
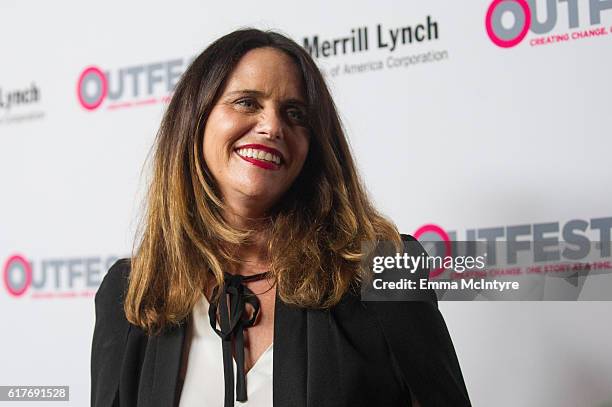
[256,107,285,140]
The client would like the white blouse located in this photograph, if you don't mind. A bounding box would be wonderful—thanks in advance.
[178,294,274,407]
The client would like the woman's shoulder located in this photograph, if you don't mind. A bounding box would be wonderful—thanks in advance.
[92,258,133,343]
[95,258,131,301]
[91,258,137,360]
[358,233,443,351]
[94,258,132,326]
[342,233,442,342]
[355,234,471,405]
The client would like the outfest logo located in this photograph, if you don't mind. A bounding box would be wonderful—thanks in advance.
[2,253,121,299]
[485,0,612,47]
[76,56,193,111]
[413,216,612,278]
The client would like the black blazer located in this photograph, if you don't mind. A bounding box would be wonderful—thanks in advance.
[91,235,471,407]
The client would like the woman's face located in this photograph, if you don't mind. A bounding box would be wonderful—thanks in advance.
[203,47,310,215]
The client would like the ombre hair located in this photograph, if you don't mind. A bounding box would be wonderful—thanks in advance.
[125,28,402,335]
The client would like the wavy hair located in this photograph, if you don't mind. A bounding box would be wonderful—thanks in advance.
[125,28,402,335]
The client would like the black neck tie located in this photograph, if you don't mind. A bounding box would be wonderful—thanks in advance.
[208,271,270,407]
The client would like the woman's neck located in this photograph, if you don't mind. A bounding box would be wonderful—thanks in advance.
[232,240,269,275]
[221,206,272,276]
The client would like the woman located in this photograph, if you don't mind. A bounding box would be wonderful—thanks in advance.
[91,28,471,407]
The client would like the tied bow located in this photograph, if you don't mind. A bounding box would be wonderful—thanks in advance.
[208,271,269,407]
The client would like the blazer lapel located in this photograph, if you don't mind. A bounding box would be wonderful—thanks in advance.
[273,293,308,407]
[137,323,186,407]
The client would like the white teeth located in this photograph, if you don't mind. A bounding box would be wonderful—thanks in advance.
[236,148,281,164]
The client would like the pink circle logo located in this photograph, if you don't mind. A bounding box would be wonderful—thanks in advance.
[486,0,532,48]
[3,254,32,297]
[413,224,452,278]
[77,66,108,110]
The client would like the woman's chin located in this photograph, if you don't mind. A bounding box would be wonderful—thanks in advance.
[234,185,281,204]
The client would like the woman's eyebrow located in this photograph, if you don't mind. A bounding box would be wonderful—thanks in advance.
[225,89,307,107]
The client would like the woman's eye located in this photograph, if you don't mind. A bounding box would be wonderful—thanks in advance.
[287,108,306,122]
[235,98,257,109]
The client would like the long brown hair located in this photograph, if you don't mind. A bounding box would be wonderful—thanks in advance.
[125,28,401,335]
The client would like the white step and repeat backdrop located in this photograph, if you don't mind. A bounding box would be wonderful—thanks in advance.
[2,0,611,406]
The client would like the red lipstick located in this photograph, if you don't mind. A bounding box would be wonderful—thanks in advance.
[236,144,284,161]
[234,144,283,170]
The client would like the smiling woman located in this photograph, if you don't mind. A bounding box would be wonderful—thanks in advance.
[90,28,471,407]
[203,47,311,216]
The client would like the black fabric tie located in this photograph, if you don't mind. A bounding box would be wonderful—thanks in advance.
[208,271,269,407]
